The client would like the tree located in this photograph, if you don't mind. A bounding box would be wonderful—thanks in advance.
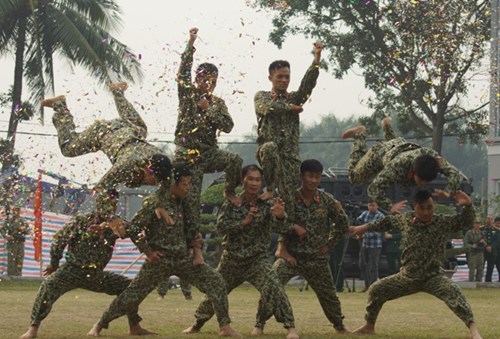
[0,0,142,177]
[249,0,490,152]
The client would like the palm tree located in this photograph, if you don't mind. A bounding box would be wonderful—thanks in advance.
[0,0,142,205]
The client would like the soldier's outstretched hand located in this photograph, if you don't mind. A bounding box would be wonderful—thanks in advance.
[270,198,285,219]
[313,41,323,64]
[155,207,174,225]
[432,188,451,200]
[390,200,407,214]
[349,224,368,239]
[188,27,198,47]
[453,190,472,207]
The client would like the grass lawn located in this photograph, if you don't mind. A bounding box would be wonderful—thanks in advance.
[0,279,499,338]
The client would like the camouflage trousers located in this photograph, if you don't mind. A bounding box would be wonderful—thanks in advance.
[6,240,24,276]
[256,142,300,222]
[348,124,397,185]
[192,254,295,330]
[29,264,141,327]
[255,256,345,331]
[174,146,242,228]
[467,252,484,282]
[365,272,475,326]
[157,278,192,299]
[98,255,230,329]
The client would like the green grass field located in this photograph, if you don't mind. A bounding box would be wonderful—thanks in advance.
[1,280,499,338]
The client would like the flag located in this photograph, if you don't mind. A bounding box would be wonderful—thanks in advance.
[33,173,43,262]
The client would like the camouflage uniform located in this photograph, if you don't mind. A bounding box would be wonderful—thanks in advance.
[1,214,30,276]
[27,212,141,327]
[254,64,319,221]
[464,229,485,282]
[348,124,463,210]
[362,205,476,325]
[481,226,498,282]
[97,190,231,329]
[174,45,242,227]
[157,279,192,299]
[51,90,167,216]
[255,189,349,331]
[189,194,295,330]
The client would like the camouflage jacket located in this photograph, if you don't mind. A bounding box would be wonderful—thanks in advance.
[284,189,349,259]
[174,46,233,153]
[254,64,319,156]
[217,193,292,260]
[464,228,485,254]
[369,138,463,210]
[367,205,475,280]
[128,190,195,257]
[1,216,30,242]
[50,212,118,270]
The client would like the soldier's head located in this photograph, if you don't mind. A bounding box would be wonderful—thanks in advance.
[195,63,218,96]
[367,199,379,214]
[412,154,439,186]
[473,216,482,230]
[495,216,500,228]
[413,190,434,224]
[171,164,192,199]
[486,214,494,227]
[144,154,172,186]
[241,164,263,196]
[300,159,323,192]
[268,60,291,93]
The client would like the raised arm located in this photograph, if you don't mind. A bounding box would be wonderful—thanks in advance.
[290,41,322,106]
[434,190,475,233]
[437,156,465,195]
[254,91,294,117]
[177,27,198,99]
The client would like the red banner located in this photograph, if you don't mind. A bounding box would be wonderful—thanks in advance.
[33,173,43,262]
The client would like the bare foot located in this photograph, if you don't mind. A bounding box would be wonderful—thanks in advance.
[286,327,299,339]
[192,248,204,266]
[259,190,274,201]
[87,323,103,337]
[41,95,66,108]
[275,244,297,267]
[20,326,38,339]
[219,324,241,337]
[182,326,200,334]
[352,322,375,334]
[341,125,366,139]
[336,328,351,334]
[468,322,482,339]
[381,117,392,127]
[251,327,263,336]
[129,323,157,335]
[109,82,128,92]
[225,193,241,207]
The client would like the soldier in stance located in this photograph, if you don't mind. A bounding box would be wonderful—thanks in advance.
[183,165,298,339]
[1,206,30,276]
[254,160,350,335]
[174,27,242,231]
[42,82,172,218]
[349,189,482,339]
[88,165,240,337]
[341,118,463,213]
[20,189,153,339]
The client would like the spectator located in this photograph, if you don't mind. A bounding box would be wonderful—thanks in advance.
[481,215,498,282]
[464,218,485,282]
[0,206,30,276]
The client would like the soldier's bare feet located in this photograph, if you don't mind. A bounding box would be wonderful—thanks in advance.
[219,324,241,337]
[182,325,201,334]
[109,82,128,93]
[381,117,392,127]
[286,327,300,339]
[251,327,263,336]
[275,243,297,266]
[258,190,274,201]
[352,323,375,334]
[129,324,157,336]
[20,326,37,339]
[41,95,66,108]
[468,322,482,339]
[87,323,102,337]
[341,125,366,139]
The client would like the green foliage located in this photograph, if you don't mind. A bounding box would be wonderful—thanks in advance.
[250,0,490,152]
[200,183,226,206]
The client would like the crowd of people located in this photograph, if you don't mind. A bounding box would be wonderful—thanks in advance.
[0,27,490,339]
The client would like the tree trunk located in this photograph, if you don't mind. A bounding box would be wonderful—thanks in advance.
[432,110,445,154]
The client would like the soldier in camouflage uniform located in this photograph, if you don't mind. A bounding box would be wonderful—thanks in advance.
[42,82,171,218]
[20,190,154,339]
[341,118,463,212]
[254,160,350,335]
[0,206,30,276]
[350,189,482,339]
[88,165,240,337]
[464,218,485,282]
[183,165,298,339]
[481,214,498,282]
[254,42,323,224]
[157,278,192,300]
[174,27,242,228]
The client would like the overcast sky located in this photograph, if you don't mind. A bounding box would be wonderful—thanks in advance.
[0,0,487,186]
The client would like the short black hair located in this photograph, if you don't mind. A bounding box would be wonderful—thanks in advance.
[413,154,439,181]
[241,164,263,180]
[414,190,433,205]
[172,164,192,184]
[196,63,218,77]
[300,159,323,174]
[148,153,172,183]
[268,60,290,75]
